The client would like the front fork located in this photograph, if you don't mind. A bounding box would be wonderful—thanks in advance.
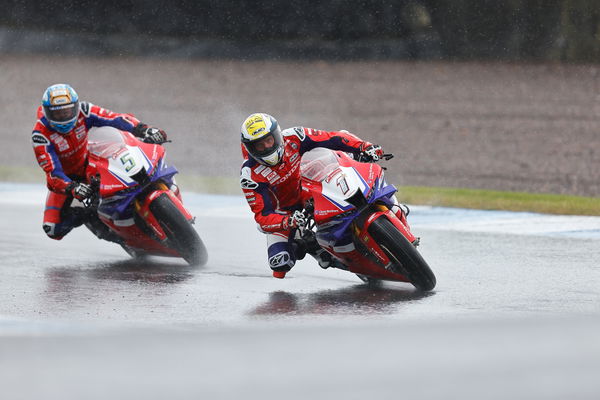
[352,204,416,265]
[134,182,192,241]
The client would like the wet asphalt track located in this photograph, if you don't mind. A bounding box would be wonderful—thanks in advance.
[1,183,600,399]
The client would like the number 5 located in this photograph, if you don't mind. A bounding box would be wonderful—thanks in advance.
[120,153,136,172]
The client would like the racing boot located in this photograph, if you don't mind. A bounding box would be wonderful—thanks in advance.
[84,214,124,245]
[311,249,347,270]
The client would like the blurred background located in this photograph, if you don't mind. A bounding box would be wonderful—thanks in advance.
[4,0,600,61]
[1,0,599,196]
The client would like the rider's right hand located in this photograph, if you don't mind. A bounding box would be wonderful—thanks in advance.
[68,182,93,201]
[359,144,384,162]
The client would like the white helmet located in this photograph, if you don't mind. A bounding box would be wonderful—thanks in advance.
[241,113,284,166]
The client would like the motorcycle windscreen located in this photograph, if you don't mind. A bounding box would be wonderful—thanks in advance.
[300,148,340,181]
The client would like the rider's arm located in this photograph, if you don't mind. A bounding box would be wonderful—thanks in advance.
[289,127,374,155]
[31,130,72,194]
[83,102,141,132]
[240,165,289,233]
[84,102,167,143]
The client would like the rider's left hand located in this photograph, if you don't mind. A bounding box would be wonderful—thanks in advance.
[134,123,168,144]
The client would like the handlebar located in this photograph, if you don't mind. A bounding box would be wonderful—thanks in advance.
[355,152,394,163]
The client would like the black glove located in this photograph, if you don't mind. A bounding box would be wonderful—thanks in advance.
[67,182,93,201]
[358,144,384,162]
[133,123,168,144]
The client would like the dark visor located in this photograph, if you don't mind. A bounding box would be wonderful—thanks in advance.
[45,102,78,122]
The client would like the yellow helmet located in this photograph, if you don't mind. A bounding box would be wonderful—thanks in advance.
[241,113,284,166]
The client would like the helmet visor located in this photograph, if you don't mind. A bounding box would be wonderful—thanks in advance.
[44,102,78,123]
[246,131,282,159]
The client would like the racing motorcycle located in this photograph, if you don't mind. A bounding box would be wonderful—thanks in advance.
[81,126,207,266]
[295,148,436,291]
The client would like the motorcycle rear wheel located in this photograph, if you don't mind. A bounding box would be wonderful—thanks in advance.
[148,194,208,266]
[368,216,436,291]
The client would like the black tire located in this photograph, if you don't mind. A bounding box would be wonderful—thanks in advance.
[148,194,208,266]
[368,216,436,291]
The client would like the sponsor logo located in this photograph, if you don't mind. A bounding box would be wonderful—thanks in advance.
[101,184,124,190]
[269,251,290,268]
[75,125,86,140]
[260,167,273,177]
[266,171,278,183]
[289,152,299,163]
[240,178,258,190]
[244,115,268,137]
[293,127,306,140]
[49,133,70,151]
[80,101,90,115]
[31,133,49,146]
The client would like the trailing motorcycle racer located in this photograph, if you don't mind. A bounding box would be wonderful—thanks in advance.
[31,83,168,241]
[239,112,409,278]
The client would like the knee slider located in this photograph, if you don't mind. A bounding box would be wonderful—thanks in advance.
[43,223,64,240]
[269,250,295,272]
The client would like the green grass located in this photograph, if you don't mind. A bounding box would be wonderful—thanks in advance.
[397,186,600,216]
[2,166,598,216]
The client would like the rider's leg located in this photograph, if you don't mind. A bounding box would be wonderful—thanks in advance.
[266,231,296,278]
[42,191,85,240]
[84,213,123,244]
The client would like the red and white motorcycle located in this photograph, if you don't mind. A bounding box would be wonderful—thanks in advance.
[296,148,436,290]
[82,126,207,266]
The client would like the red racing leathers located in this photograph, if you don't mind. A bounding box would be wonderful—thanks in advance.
[32,102,141,239]
[240,126,374,232]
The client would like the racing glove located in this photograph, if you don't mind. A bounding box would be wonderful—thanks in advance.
[133,123,168,144]
[282,210,307,230]
[67,182,93,201]
[358,144,384,162]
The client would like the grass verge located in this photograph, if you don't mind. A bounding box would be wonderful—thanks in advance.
[397,186,600,216]
[2,166,598,216]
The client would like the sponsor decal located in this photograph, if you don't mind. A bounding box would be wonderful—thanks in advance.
[278,161,299,184]
[75,125,86,140]
[255,165,266,174]
[269,252,290,268]
[325,168,342,183]
[245,115,268,137]
[290,142,298,150]
[80,101,90,116]
[289,152,299,163]
[266,171,279,183]
[240,177,258,190]
[101,184,124,190]
[293,127,306,140]
[31,133,50,146]
[260,167,273,177]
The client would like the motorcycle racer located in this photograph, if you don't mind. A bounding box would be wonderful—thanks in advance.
[32,83,168,240]
[240,112,406,278]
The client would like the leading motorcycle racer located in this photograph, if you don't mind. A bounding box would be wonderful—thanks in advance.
[32,83,168,241]
[239,112,408,278]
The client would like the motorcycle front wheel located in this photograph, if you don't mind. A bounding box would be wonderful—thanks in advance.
[148,193,208,266]
[368,216,436,291]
